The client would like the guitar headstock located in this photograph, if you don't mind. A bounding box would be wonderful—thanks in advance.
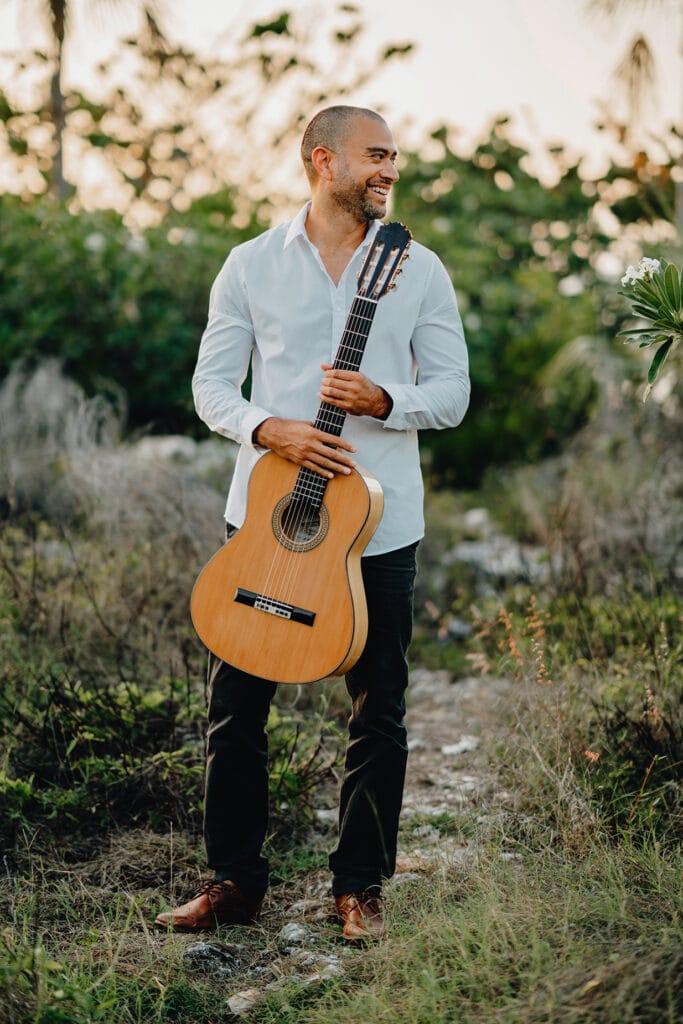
[357,222,412,300]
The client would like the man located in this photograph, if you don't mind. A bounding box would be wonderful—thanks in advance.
[155,105,469,941]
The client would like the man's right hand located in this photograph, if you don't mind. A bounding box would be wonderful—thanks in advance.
[252,418,357,479]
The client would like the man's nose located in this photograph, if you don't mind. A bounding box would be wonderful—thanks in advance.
[383,160,399,182]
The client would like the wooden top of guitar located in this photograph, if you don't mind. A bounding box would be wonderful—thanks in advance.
[191,222,412,683]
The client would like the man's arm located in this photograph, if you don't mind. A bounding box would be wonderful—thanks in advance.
[317,254,469,431]
[192,250,357,477]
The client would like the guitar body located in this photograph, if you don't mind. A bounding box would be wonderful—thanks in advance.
[191,451,384,683]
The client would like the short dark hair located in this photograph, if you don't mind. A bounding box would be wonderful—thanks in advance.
[301,105,386,182]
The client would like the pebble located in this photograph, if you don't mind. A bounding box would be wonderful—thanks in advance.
[441,735,480,756]
[286,898,321,917]
[313,808,337,825]
[226,988,261,1016]
[182,943,240,978]
[278,922,316,947]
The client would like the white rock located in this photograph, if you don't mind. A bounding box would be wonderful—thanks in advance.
[278,922,316,946]
[407,735,428,751]
[441,735,480,756]
[226,989,261,1015]
[304,961,344,984]
[314,808,337,825]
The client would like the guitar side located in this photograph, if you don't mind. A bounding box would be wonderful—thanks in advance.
[191,452,384,683]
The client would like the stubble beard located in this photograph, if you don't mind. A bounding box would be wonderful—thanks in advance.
[330,168,383,224]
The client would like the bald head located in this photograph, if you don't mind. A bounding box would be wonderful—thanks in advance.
[301,105,388,183]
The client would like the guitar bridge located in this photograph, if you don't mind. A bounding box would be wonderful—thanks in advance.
[234,588,316,627]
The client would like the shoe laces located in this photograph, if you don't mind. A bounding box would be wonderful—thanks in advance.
[340,890,382,915]
[193,878,236,900]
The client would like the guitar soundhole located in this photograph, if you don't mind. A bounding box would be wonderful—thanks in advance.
[273,494,330,553]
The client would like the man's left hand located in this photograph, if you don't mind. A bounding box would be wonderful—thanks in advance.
[319,364,392,419]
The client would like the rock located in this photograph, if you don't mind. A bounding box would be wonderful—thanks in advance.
[441,735,480,756]
[411,824,441,841]
[407,735,428,751]
[390,871,423,886]
[395,854,435,874]
[449,537,549,585]
[462,507,493,536]
[445,616,473,640]
[278,922,316,947]
[304,961,344,984]
[226,988,261,1016]
[314,808,337,825]
[409,668,452,698]
[182,943,240,978]
[286,898,322,918]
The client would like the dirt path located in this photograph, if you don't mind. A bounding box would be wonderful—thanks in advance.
[170,668,514,1016]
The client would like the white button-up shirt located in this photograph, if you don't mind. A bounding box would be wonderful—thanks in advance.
[192,203,470,555]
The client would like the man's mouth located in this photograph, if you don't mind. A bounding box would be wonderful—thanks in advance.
[368,184,390,200]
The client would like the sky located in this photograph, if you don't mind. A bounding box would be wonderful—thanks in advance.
[175,0,680,179]
[1,0,681,187]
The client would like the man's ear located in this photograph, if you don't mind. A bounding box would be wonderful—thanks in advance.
[311,145,335,181]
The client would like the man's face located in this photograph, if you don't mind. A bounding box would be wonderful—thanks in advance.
[329,117,399,223]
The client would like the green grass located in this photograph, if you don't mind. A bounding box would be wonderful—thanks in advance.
[1,388,681,1023]
[254,837,682,1024]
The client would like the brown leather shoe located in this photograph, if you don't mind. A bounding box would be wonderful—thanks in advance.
[154,879,263,931]
[335,891,385,941]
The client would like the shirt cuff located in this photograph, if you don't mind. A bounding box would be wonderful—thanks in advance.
[240,406,274,448]
[378,384,413,430]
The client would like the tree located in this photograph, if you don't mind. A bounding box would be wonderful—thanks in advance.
[390,118,623,484]
[588,0,683,232]
[1,0,166,199]
[0,4,412,220]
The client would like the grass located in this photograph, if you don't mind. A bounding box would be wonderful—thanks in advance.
[1,364,681,1022]
[3,823,680,1024]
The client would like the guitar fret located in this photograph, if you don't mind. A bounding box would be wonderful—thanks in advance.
[288,228,407,509]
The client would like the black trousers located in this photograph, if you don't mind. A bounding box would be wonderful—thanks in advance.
[203,540,418,900]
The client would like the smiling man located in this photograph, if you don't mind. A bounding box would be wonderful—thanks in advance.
[155,106,470,941]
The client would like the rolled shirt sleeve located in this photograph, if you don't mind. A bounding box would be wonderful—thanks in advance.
[189,207,470,554]
[192,251,273,448]
[380,256,470,432]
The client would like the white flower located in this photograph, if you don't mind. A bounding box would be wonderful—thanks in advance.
[621,256,661,286]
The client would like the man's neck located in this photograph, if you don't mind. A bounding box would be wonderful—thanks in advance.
[304,199,373,255]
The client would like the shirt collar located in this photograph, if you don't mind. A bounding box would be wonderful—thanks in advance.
[283,202,382,252]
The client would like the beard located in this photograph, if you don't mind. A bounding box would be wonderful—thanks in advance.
[330,164,384,223]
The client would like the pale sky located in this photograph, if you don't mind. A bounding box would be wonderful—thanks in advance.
[1,0,681,185]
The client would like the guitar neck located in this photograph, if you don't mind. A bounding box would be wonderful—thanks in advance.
[294,293,379,509]
[314,293,379,437]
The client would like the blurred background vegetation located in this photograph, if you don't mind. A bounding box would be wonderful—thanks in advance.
[0,2,681,1023]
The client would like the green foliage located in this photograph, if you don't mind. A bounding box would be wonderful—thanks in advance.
[391,119,614,484]
[0,4,411,211]
[0,193,256,433]
[253,844,682,1024]
[618,257,682,398]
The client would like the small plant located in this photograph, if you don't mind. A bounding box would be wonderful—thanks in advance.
[618,255,682,400]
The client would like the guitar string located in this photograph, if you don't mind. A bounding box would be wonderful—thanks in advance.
[261,239,408,619]
[267,294,378,612]
[257,232,400,614]
[270,295,377,611]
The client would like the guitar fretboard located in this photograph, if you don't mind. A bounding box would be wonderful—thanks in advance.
[293,293,379,510]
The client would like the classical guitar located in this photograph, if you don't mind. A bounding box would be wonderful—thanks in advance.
[191,221,412,683]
